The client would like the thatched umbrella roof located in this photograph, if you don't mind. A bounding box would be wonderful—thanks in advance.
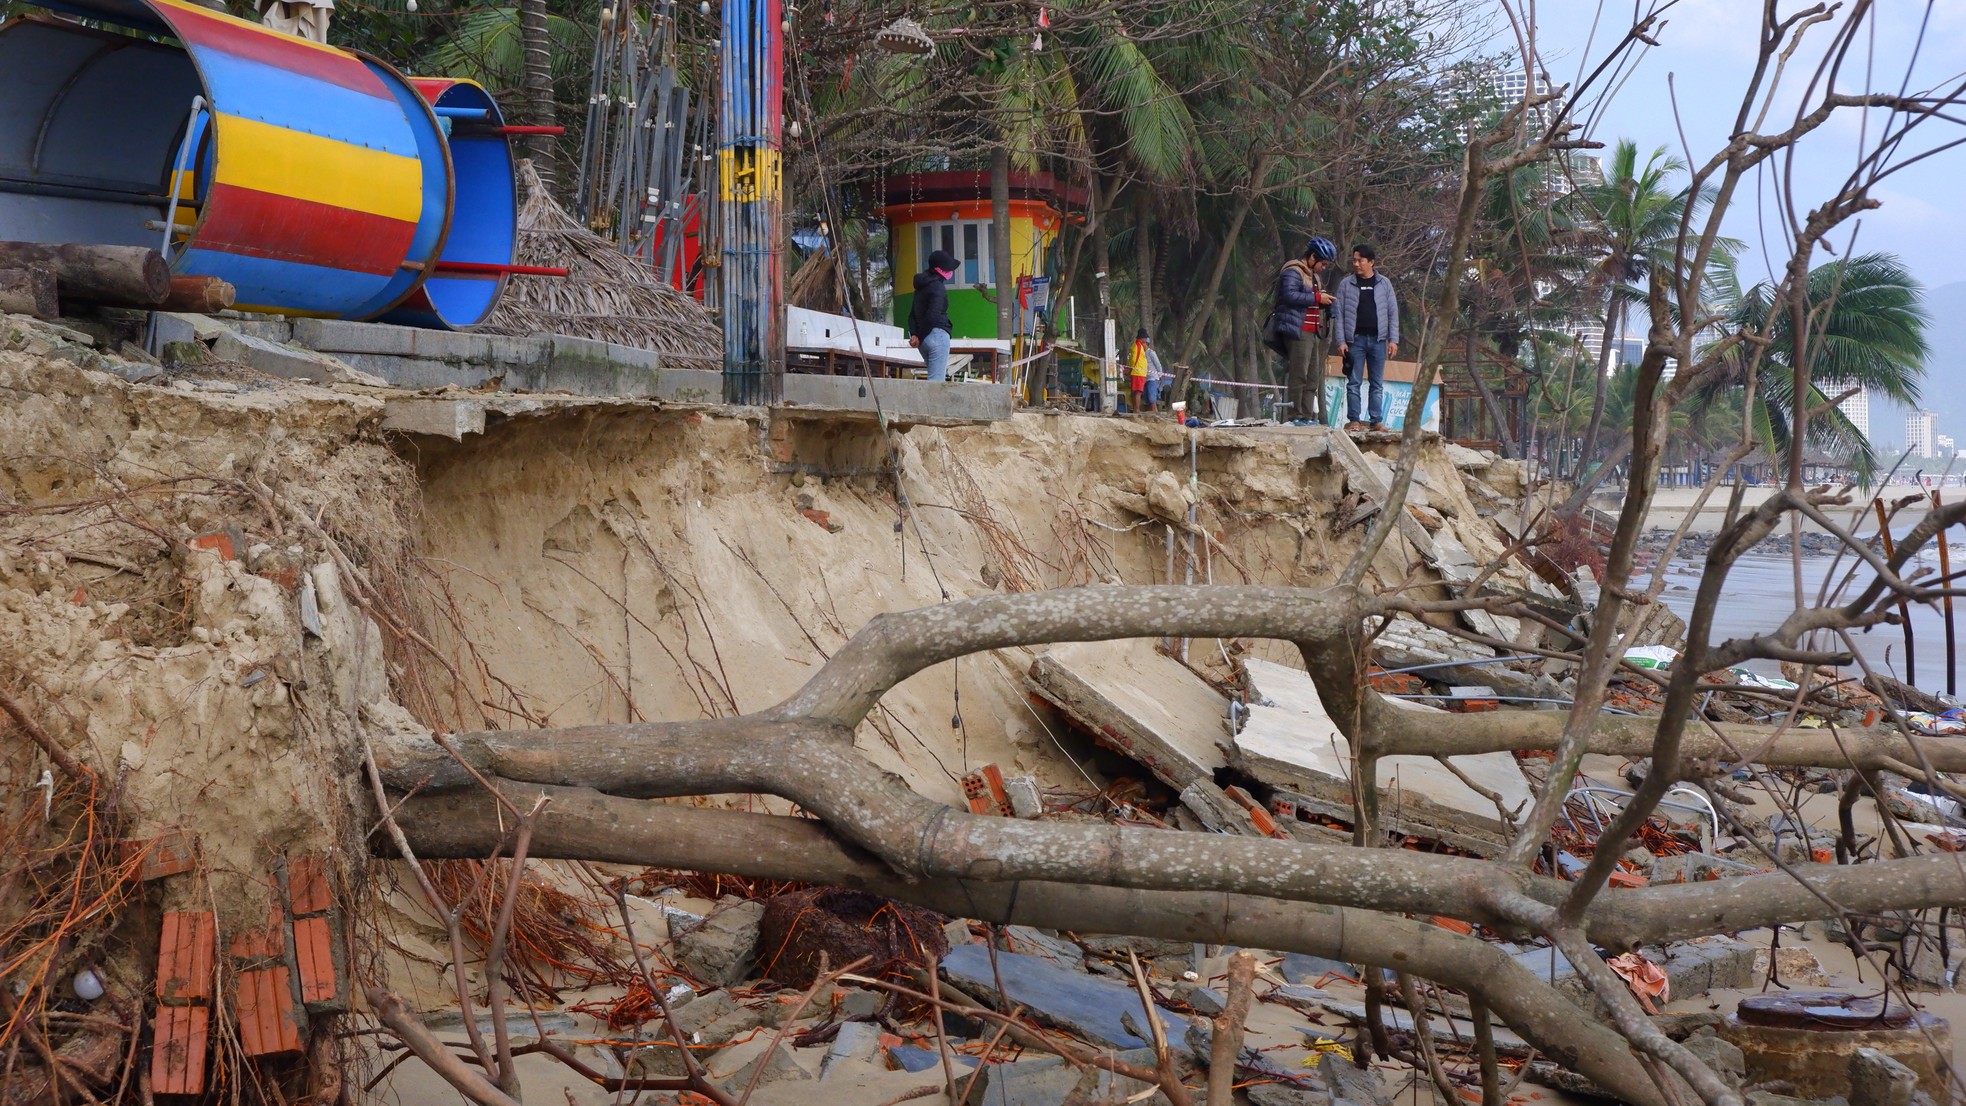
[478,160,723,370]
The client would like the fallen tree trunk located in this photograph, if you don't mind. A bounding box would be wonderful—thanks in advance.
[0,242,169,307]
[389,785,1669,1106]
[157,274,235,313]
[391,782,1966,969]
[0,266,58,319]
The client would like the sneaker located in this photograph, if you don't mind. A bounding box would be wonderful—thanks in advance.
[1368,422,1390,433]
[1343,421,1367,432]
[1288,418,1313,426]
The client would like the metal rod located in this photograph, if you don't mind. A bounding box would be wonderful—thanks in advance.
[431,261,570,276]
[1875,498,1917,686]
[1384,694,1641,716]
[1936,490,1958,696]
[1378,654,1547,676]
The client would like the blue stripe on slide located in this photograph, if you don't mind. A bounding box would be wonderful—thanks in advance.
[176,247,391,317]
[193,50,419,158]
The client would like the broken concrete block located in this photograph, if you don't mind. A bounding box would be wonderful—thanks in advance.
[1682,1028,1747,1089]
[818,1021,885,1079]
[889,1043,978,1073]
[1279,952,1357,986]
[1249,1081,1331,1106]
[674,898,765,988]
[1235,659,1529,850]
[941,945,1190,1051]
[714,1045,810,1095]
[1026,640,1230,791]
[1269,983,1338,1013]
[836,988,883,1019]
[1169,981,1225,1016]
[1849,1047,1920,1106]
[666,989,738,1040]
[1179,779,1265,836]
[211,331,384,386]
[963,1056,1075,1106]
[1003,775,1044,818]
[1652,852,1763,884]
[995,926,1083,971]
[382,397,488,441]
[1080,935,1193,962]
[698,1004,768,1043]
[1321,1050,1389,1106]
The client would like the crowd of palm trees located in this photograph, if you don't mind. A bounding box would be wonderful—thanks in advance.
[317,0,1928,484]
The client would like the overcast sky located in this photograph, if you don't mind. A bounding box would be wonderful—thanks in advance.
[1527,1,1966,294]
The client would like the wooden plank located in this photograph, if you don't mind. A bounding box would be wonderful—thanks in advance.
[149,1004,209,1096]
[156,911,216,1005]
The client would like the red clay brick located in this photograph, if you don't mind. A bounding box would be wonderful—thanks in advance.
[1222,785,1287,838]
[189,532,236,560]
[227,906,285,961]
[150,1004,209,1095]
[960,770,999,816]
[1431,915,1475,936]
[1607,870,1649,889]
[157,911,216,1005]
[235,967,303,1057]
[292,916,337,1007]
[286,855,331,917]
[979,764,1012,817]
[124,830,198,882]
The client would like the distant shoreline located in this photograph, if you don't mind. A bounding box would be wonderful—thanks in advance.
[1591,485,1947,538]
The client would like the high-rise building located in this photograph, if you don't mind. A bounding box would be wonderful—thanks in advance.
[1441,60,1555,142]
[1940,434,1957,455]
[1548,151,1604,197]
[1824,380,1870,444]
[1907,409,1938,457]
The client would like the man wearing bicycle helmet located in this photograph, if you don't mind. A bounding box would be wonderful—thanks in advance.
[1267,237,1337,425]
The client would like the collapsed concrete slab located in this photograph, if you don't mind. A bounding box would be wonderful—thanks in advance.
[1234,659,1533,847]
[1026,640,1230,791]
[941,945,1191,1051]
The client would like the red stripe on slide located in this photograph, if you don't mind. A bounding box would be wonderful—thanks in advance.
[196,184,414,276]
[159,4,391,99]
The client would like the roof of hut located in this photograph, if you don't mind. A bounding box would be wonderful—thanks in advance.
[478,160,722,370]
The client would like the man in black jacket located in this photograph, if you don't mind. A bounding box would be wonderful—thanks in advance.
[908,249,957,381]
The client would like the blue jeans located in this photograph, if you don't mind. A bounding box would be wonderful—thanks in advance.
[920,328,950,381]
[1344,334,1388,424]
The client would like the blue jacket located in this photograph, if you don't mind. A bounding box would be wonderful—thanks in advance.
[1334,272,1399,345]
[1273,260,1320,315]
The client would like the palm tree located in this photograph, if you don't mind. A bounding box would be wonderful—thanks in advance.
[1692,252,1927,485]
[1568,140,1712,476]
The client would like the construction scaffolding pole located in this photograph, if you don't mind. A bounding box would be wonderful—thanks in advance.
[717,0,783,405]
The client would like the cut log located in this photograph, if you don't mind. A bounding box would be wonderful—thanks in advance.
[157,275,236,314]
[0,266,58,319]
[0,242,168,307]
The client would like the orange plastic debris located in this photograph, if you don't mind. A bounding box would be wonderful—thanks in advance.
[1606,951,1669,1014]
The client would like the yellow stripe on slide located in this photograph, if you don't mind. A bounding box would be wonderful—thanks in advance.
[211,114,421,224]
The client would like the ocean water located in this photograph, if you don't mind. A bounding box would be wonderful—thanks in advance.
[1649,550,1966,696]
